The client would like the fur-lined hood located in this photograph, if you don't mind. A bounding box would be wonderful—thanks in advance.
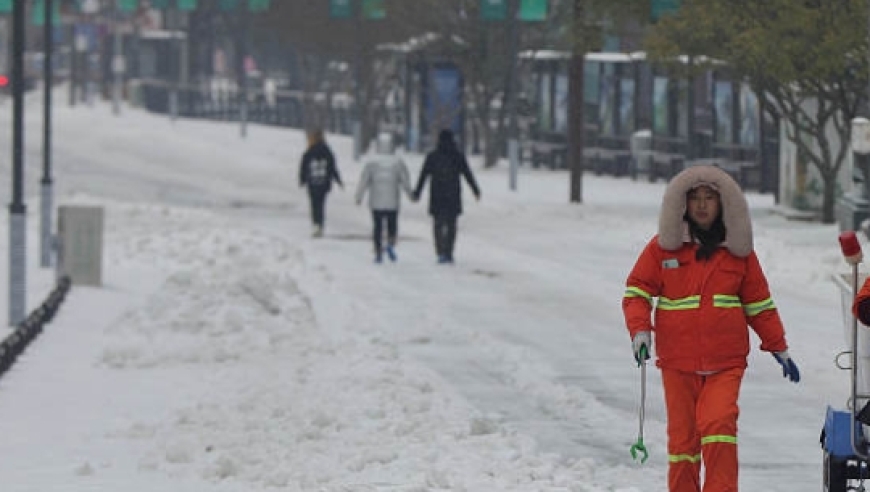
[658,165,753,257]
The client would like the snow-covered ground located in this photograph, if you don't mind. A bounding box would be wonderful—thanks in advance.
[0,91,853,491]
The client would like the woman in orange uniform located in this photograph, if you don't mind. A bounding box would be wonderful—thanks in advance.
[622,165,799,492]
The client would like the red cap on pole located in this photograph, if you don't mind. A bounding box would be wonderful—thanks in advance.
[840,231,863,264]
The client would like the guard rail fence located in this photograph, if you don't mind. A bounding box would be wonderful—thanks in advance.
[0,276,72,377]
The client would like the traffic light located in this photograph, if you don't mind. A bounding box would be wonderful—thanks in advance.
[0,0,10,14]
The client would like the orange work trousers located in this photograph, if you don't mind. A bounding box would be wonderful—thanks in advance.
[661,367,744,492]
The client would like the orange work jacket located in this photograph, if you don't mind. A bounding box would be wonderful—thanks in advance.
[623,236,787,372]
[853,277,870,325]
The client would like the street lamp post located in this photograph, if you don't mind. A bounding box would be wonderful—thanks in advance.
[68,22,77,106]
[112,0,125,116]
[352,1,363,161]
[169,3,179,122]
[506,0,520,191]
[567,0,585,203]
[41,0,55,268]
[9,0,26,326]
[238,3,249,138]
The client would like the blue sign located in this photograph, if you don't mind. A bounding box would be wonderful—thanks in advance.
[426,65,464,145]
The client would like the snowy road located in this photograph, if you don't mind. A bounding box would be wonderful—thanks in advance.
[0,97,850,491]
[291,172,835,491]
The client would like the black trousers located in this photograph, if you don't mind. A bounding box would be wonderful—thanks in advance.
[372,210,398,253]
[308,187,328,227]
[432,214,457,259]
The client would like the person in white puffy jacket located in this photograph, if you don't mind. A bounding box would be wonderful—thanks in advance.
[355,133,416,263]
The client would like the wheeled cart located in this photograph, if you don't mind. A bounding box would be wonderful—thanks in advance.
[825,232,870,491]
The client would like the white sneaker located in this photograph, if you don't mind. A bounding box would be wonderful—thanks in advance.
[312,226,323,238]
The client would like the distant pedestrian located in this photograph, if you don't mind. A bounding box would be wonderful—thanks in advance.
[299,128,343,237]
[355,133,415,263]
[413,129,481,264]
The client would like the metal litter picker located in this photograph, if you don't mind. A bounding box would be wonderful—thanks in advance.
[630,345,649,464]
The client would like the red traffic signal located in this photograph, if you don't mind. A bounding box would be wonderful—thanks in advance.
[0,75,8,87]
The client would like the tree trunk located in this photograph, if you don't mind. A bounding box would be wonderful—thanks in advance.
[488,100,508,168]
[822,171,837,223]
[483,121,499,166]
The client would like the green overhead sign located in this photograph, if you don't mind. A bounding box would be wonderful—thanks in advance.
[32,0,61,26]
[652,0,681,21]
[219,0,269,12]
[519,0,547,21]
[178,0,198,11]
[86,0,205,14]
[362,0,385,19]
[481,0,507,20]
[248,0,270,12]
[153,0,198,9]
[118,0,138,12]
[330,0,352,18]
[331,0,386,19]
[482,0,548,21]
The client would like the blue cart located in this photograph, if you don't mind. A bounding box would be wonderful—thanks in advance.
[825,272,870,491]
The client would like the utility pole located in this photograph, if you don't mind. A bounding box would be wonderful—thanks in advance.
[169,2,179,122]
[9,0,26,325]
[41,0,55,268]
[686,56,696,161]
[68,22,77,106]
[112,0,124,116]
[238,2,249,138]
[506,0,520,191]
[567,0,586,203]
[352,0,363,161]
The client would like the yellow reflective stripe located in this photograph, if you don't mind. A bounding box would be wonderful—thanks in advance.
[624,286,652,302]
[701,435,737,445]
[669,453,702,463]
[713,294,741,308]
[657,296,701,310]
[744,298,775,317]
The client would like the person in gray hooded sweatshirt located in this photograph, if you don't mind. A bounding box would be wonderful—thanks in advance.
[355,133,415,263]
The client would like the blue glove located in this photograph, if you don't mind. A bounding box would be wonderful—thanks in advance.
[773,351,800,383]
[632,331,651,365]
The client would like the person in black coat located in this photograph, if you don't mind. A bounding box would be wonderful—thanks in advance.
[299,128,343,237]
[413,129,481,263]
